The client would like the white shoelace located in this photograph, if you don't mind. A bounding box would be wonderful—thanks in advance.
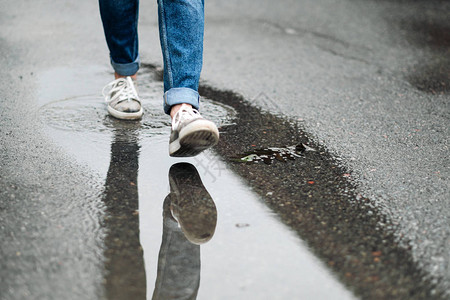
[102,77,139,104]
[172,107,202,130]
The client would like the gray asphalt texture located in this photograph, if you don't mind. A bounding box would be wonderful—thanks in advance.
[1,0,449,299]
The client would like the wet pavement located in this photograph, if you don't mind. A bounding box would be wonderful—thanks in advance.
[1,0,449,299]
[35,67,356,299]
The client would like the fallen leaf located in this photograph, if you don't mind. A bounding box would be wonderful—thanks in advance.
[372,251,382,257]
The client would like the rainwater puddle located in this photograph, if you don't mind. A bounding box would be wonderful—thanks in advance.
[37,66,235,174]
[139,143,354,300]
[37,66,356,299]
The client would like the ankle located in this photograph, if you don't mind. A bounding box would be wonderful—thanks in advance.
[115,72,137,80]
[170,103,192,119]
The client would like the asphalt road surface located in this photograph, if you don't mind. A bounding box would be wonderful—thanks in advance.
[1,0,449,299]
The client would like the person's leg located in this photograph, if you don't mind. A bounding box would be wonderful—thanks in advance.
[158,0,219,156]
[99,0,140,77]
[99,0,143,120]
[157,0,204,115]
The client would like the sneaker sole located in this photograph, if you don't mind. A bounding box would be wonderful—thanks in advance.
[169,120,219,157]
[168,163,217,244]
[107,106,143,120]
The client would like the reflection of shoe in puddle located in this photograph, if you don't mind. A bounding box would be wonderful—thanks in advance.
[168,162,217,245]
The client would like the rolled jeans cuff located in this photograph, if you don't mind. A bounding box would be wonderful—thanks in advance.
[163,87,200,115]
[110,55,140,76]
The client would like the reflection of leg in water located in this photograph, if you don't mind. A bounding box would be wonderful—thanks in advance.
[102,121,146,299]
[152,163,217,300]
[152,196,201,300]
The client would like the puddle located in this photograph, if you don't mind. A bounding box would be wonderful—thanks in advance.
[37,66,356,299]
[37,67,236,173]
[139,142,356,300]
[35,63,445,299]
[38,73,235,139]
[36,64,444,299]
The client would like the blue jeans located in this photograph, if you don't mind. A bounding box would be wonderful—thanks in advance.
[99,0,204,115]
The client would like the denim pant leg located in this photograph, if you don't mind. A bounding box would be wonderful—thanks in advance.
[158,0,205,115]
[99,0,140,76]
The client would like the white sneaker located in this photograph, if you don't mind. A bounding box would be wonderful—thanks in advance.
[169,105,219,157]
[102,76,143,120]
